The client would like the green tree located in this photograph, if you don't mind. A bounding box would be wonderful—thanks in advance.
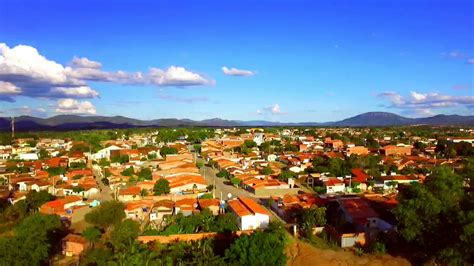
[278,170,295,182]
[81,248,114,266]
[138,168,152,180]
[85,201,125,230]
[225,223,287,266]
[121,167,135,176]
[25,190,55,213]
[0,213,64,265]
[154,179,170,195]
[72,186,85,193]
[82,227,102,247]
[262,166,273,175]
[301,206,327,237]
[46,167,66,177]
[160,146,178,157]
[110,219,140,252]
[393,166,471,264]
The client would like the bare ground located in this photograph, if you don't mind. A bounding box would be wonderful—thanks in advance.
[286,240,411,266]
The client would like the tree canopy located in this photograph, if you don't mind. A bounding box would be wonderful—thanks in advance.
[85,201,125,230]
[154,179,170,195]
[393,166,472,264]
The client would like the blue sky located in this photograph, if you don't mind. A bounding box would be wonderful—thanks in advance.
[0,0,473,122]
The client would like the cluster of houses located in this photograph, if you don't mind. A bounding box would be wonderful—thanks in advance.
[1,127,473,256]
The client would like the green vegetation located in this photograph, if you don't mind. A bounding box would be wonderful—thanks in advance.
[85,201,125,230]
[393,166,473,264]
[225,223,288,266]
[69,162,86,169]
[82,227,102,246]
[160,146,178,157]
[157,209,238,235]
[216,169,231,179]
[138,168,152,180]
[301,206,327,237]
[153,179,170,195]
[261,165,273,175]
[111,154,129,164]
[278,170,295,182]
[121,167,134,176]
[46,167,66,177]
[0,213,65,265]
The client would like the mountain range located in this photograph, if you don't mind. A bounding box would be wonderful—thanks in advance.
[0,112,473,131]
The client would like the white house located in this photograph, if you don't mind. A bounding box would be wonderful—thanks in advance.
[267,154,277,162]
[253,133,265,146]
[90,145,122,161]
[228,197,270,230]
[18,153,39,161]
[379,175,419,191]
[323,178,346,194]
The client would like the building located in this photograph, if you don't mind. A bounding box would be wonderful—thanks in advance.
[346,146,369,156]
[40,196,83,215]
[323,178,345,194]
[378,175,419,191]
[228,197,270,230]
[380,145,412,156]
[62,234,89,257]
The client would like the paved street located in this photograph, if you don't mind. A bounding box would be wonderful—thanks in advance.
[91,165,114,201]
[200,166,255,200]
[199,165,286,224]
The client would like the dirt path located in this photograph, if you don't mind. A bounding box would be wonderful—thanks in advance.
[286,240,410,266]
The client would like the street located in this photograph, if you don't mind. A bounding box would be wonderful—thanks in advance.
[200,165,286,224]
[91,165,114,201]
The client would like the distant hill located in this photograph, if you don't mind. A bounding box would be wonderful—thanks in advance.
[0,112,473,131]
[331,112,415,127]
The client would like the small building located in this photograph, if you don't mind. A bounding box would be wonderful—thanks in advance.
[228,197,270,230]
[118,186,142,202]
[40,196,83,215]
[380,145,412,156]
[150,200,174,222]
[62,234,89,257]
[323,178,345,194]
[198,198,220,215]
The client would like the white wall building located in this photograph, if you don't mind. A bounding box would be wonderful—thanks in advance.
[228,197,270,230]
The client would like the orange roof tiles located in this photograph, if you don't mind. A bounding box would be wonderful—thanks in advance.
[229,197,270,217]
[119,186,141,196]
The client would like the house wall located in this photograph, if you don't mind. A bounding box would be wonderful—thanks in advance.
[170,183,207,194]
[240,215,257,230]
[63,242,87,256]
[340,232,366,248]
[326,184,345,194]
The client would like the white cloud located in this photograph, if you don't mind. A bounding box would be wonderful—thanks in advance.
[0,43,214,103]
[0,81,21,94]
[149,66,213,86]
[378,90,474,116]
[71,56,102,69]
[410,91,427,101]
[51,86,99,98]
[468,58,474,64]
[55,99,96,114]
[222,66,255,76]
[260,104,286,115]
[0,43,84,88]
[8,105,48,117]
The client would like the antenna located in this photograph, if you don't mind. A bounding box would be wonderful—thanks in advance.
[11,117,14,139]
